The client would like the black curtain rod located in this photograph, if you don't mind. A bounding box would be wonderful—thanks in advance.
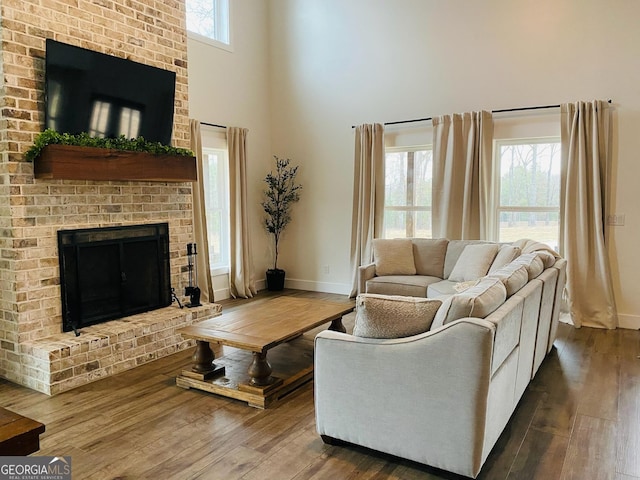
[201,121,227,129]
[352,99,612,128]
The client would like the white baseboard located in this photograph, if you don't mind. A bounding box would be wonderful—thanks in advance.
[618,313,640,330]
[283,278,352,296]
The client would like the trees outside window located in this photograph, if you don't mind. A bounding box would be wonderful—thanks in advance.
[495,139,561,250]
[202,147,230,274]
[383,147,432,239]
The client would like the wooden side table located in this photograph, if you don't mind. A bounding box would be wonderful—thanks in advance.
[0,407,45,455]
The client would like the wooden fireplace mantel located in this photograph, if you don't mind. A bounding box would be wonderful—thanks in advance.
[33,144,197,182]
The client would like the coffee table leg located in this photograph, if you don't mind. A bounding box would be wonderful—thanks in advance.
[248,351,273,386]
[329,316,347,333]
[192,340,218,374]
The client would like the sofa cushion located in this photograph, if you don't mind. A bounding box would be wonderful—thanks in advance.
[427,280,458,299]
[373,239,416,276]
[487,264,528,297]
[512,252,545,280]
[366,275,440,297]
[431,277,507,329]
[412,238,449,277]
[353,294,442,339]
[448,243,500,282]
[488,245,521,273]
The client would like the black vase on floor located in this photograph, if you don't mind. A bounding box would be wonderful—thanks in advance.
[266,268,286,291]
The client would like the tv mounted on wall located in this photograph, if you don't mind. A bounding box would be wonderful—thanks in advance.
[45,39,176,145]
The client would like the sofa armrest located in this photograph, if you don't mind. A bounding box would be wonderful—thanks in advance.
[357,262,376,295]
[314,318,495,478]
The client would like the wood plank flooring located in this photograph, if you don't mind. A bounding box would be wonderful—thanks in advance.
[0,289,639,479]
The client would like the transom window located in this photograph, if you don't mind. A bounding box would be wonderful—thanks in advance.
[383,146,433,239]
[495,139,561,250]
[186,0,230,47]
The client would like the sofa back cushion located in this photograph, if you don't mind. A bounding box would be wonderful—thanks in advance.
[412,238,449,277]
[512,252,545,280]
[448,243,500,282]
[431,277,507,329]
[353,294,442,339]
[487,263,529,297]
[373,239,416,276]
[443,240,492,278]
[488,245,521,273]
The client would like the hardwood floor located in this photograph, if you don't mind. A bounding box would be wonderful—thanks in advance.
[1,289,639,479]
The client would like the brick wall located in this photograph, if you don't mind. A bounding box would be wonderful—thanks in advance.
[0,0,196,390]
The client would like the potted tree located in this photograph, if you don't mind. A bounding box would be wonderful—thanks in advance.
[261,156,302,291]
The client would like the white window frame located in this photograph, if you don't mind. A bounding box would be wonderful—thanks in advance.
[186,0,233,52]
[493,137,561,248]
[383,145,433,239]
[201,129,230,277]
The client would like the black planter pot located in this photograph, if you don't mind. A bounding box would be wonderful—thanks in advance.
[266,268,286,291]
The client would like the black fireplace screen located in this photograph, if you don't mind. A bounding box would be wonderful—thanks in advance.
[58,223,172,333]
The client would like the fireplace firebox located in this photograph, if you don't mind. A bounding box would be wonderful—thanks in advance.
[58,223,172,334]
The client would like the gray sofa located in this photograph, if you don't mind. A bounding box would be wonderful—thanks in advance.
[315,238,566,478]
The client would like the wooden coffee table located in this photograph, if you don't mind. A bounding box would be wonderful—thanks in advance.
[176,296,354,408]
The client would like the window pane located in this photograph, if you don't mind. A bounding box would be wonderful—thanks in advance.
[384,152,407,207]
[499,143,561,207]
[186,0,230,44]
[202,149,229,270]
[498,211,559,251]
[383,147,432,238]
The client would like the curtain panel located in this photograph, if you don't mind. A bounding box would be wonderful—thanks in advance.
[227,127,257,299]
[560,100,617,329]
[349,123,385,297]
[189,119,215,303]
[432,111,493,240]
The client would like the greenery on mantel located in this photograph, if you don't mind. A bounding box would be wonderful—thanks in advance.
[24,129,194,162]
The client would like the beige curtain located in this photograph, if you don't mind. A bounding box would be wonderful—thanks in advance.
[432,111,493,240]
[227,127,257,298]
[349,123,385,297]
[189,120,215,303]
[560,100,617,329]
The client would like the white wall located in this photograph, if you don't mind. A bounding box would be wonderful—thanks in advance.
[187,0,273,299]
[188,0,640,327]
[266,0,640,327]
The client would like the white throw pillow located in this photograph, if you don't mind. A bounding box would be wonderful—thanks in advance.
[373,239,416,276]
[353,294,442,339]
[448,243,500,282]
[488,245,521,273]
[431,277,507,329]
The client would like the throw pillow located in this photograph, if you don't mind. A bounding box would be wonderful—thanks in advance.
[412,238,449,277]
[448,243,500,282]
[373,239,416,276]
[353,294,442,339]
[431,277,507,329]
[488,245,521,273]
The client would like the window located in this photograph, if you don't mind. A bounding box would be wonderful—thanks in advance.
[202,147,230,275]
[495,139,561,250]
[383,146,433,239]
[186,0,230,47]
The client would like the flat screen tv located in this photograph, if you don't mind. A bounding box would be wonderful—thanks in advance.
[45,39,176,145]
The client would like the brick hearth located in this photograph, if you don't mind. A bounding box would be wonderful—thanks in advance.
[19,303,221,395]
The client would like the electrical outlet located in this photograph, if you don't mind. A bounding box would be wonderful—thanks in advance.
[322,265,330,274]
[607,214,625,226]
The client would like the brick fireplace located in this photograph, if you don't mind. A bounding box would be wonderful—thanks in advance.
[0,0,219,394]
